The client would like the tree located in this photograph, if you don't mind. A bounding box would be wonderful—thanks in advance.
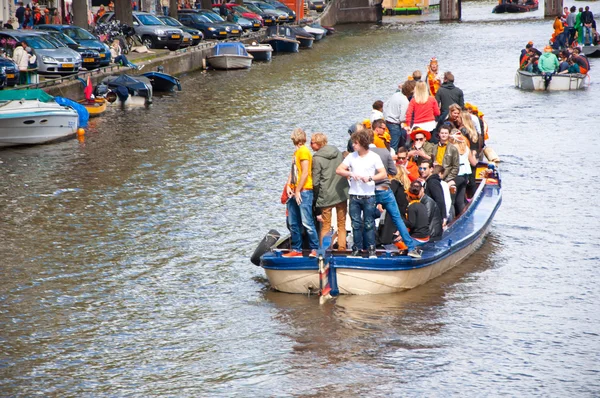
[114,0,134,26]
[73,0,88,28]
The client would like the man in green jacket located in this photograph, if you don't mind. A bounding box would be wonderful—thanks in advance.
[311,133,349,251]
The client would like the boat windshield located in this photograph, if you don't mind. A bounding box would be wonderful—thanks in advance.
[137,14,163,25]
[63,27,97,41]
[201,12,225,22]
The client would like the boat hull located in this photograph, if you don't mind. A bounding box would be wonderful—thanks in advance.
[0,101,79,147]
[207,54,253,70]
[263,38,299,53]
[297,36,314,48]
[582,45,600,58]
[261,178,502,295]
[245,45,273,61]
[515,70,585,91]
[493,2,538,12]
[77,98,107,117]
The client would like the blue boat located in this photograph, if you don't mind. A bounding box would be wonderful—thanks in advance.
[252,163,502,296]
[263,26,300,53]
[141,71,182,92]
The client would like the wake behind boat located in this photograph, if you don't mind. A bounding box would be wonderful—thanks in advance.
[0,89,79,148]
[253,164,502,296]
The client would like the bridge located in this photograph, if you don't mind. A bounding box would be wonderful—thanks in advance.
[317,0,562,25]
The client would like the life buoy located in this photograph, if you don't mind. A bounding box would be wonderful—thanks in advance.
[250,229,280,266]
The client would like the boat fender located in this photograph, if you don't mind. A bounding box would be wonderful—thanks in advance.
[250,229,280,266]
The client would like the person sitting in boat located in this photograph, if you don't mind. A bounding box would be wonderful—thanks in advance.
[396,147,419,182]
[283,128,320,258]
[559,57,581,74]
[557,50,569,73]
[520,42,541,65]
[425,57,442,96]
[431,124,459,183]
[407,128,434,165]
[370,100,384,125]
[435,72,464,121]
[571,47,590,74]
[520,48,540,73]
[539,45,559,74]
[405,181,432,244]
[310,132,349,252]
[336,129,387,259]
[450,131,476,215]
[419,160,447,228]
[110,40,143,70]
[406,81,441,134]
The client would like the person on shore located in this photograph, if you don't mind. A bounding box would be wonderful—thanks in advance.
[435,72,464,118]
[16,46,35,84]
[3,19,14,29]
[161,0,169,15]
[336,130,386,258]
[425,57,442,96]
[367,129,421,258]
[110,40,143,70]
[370,100,384,125]
[406,81,440,133]
[283,128,320,258]
[310,132,349,251]
[383,82,409,152]
[12,41,27,67]
[15,2,25,29]
[432,124,459,183]
[407,128,434,165]
[419,159,447,227]
[405,181,431,243]
[23,8,33,29]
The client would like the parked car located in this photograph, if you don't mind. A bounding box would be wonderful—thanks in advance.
[244,1,290,24]
[36,25,111,66]
[239,2,279,26]
[157,16,203,46]
[35,29,101,70]
[0,64,7,89]
[307,0,326,12]
[236,16,262,32]
[0,30,81,75]
[98,12,184,51]
[262,0,296,22]
[180,10,243,39]
[177,12,229,40]
[212,3,265,27]
[0,57,19,86]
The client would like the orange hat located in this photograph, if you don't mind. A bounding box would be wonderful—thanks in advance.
[410,128,431,142]
[544,45,553,52]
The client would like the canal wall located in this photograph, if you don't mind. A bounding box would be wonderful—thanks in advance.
[318,0,379,26]
[41,32,265,101]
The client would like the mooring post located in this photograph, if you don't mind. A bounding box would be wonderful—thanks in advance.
[439,0,461,21]
[544,0,562,17]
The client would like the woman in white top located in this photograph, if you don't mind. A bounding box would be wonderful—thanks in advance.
[450,130,476,216]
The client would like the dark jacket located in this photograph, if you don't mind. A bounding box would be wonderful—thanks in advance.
[432,143,460,182]
[312,144,349,208]
[405,201,429,239]
[435,81,464,114]
[421,194,443,240]
[424,174,446,221]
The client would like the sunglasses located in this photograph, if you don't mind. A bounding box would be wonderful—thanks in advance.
[418,167,428,171]
[414,138,425,141]
[397,157,407,160]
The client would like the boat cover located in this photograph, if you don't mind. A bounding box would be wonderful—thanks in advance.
[289,26,314,38]
[212,42,250,57]
[141,71,182,91]
[0,89,54,102]
[54,96,89,128]
[103,74,152,99]
[266,25,296,39]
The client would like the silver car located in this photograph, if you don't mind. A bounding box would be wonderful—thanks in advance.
[0,30,81,75]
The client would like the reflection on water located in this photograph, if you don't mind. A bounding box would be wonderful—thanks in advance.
[1,2,600,395]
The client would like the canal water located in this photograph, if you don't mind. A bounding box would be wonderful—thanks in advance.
[1,1,599,396]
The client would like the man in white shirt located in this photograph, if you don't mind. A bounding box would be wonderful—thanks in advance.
[336,130,386,258]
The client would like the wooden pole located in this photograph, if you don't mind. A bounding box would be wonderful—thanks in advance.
[439,0,460,21]
[544,0,562,17]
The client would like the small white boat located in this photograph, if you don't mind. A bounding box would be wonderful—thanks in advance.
[0,89,79,148]
[302,26,326,41]
[244,42,273,62]
[515,69,586,91]
[207,42,253,70]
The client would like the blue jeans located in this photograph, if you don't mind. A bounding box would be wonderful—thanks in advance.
[387,123,406,152]
[375,188,416,251]
[163,6,169,15]
[349,195,376,251]
[287,190,319,251]
[114,55,136,68]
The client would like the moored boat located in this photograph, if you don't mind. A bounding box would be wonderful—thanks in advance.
[303,26,326,41]
[515,69,586,91]
[99,74,153,107]
[206,42,253,70]
[0,89,79,148]
[244,42,273,62]
[581,45,600,58]
[77,98,107,117]
[253,164,502,296]
[289,27,315,48]
[141,71,182,92]
[493,0,538,13]
[263,26,300,53]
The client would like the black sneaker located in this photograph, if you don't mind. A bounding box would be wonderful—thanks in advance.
[348,250,362,258]
[407,248,422,258]
[368,245,377,259]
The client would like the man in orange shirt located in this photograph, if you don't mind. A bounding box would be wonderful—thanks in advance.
[396,147,419,182]
[283,128,319,257]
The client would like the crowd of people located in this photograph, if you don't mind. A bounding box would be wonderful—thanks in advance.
[281,60,498,259]
[551,5,597,48]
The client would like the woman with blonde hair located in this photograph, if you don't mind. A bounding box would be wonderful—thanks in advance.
[449,130,476,215]
[405,81,440,133]
[377,161,412,247]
